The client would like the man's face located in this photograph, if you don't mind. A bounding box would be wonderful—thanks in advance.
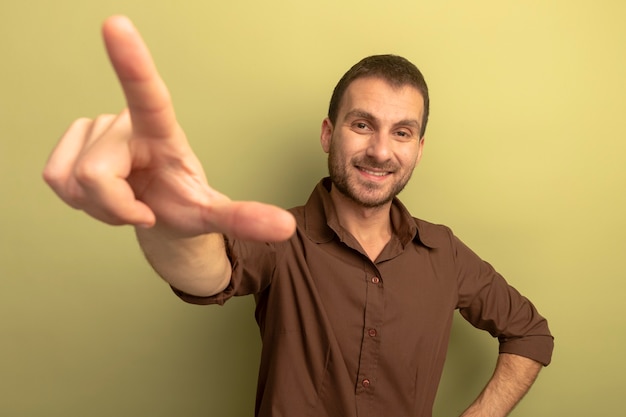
[321,77,426,208]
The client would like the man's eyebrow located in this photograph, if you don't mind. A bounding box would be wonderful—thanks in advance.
[345,109,376,120]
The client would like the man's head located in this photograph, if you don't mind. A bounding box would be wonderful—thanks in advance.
[328,54,429,139]
[321,67,427,208]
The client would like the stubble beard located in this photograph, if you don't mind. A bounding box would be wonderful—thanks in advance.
[327,148,413,209]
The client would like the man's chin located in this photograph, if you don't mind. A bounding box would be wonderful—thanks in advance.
[330,175,396,208]
[349,188,395,209]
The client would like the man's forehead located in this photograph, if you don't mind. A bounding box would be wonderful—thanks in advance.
[339,77,425,119]
[345,76,423,96]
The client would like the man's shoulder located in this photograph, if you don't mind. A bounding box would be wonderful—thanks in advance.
[411,216,455,249]
[412,216,451,231]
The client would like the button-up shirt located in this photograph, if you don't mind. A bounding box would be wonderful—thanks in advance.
[174,178,554,417]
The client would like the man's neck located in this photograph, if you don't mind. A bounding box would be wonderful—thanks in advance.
[329,187,393,261]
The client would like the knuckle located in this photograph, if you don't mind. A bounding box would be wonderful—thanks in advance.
[91,114,117,130]
[73,158,109,187]
[42,165,62,188]
[69,117,94,131]
[64,181,87,207]
[42,168,84,209]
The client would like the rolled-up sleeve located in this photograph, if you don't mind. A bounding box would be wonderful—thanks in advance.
[171,237,278,306]
[452,234,554,366]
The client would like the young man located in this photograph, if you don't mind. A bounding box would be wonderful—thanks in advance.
[44,16,553,417]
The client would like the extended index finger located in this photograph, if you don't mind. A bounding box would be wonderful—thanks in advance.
[102,16,177,138]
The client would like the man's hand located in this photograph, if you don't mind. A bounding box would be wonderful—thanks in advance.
[43,15,296,242]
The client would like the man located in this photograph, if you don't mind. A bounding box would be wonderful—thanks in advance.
[44,16,553,417]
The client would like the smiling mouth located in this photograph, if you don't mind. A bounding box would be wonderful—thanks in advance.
[357,166,392,177]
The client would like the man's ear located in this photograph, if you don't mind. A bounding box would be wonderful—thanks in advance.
[320,118,333,153]
[416,136,426,164]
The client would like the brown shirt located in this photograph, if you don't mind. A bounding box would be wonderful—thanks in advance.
[174,178,554,417]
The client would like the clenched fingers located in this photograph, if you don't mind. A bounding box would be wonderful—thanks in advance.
[43,112,155,226]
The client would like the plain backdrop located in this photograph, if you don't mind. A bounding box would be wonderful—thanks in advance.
[1,1,625,416]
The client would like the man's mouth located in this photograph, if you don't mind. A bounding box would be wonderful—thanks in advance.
[357,166,392,177]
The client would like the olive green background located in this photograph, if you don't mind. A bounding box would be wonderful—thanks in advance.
[1,1,624,416]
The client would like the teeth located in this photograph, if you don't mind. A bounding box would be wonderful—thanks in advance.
[362,168,388,176]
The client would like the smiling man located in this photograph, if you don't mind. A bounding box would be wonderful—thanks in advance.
[323,78,424,206]
[43,16,553,417]
[321,75,426,260]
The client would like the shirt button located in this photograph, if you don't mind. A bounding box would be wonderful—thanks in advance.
[371,277,380,284]
[362,379,371,388]
[368,329,377,337]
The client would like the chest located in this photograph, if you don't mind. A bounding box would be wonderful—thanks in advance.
[254,237,461,415]
[308,243,457,325]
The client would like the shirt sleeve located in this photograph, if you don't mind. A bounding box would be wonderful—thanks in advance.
[452,233,554,366]
[171,237,278,306]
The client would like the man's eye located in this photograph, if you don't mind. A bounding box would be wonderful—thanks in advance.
[355,122,368,130]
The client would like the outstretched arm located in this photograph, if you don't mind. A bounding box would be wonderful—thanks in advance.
[460,353,543,417]
[43,16,296,296]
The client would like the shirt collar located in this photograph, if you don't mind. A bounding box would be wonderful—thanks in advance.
[303,177,437,249]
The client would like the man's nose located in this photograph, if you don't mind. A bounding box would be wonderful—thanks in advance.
[366,132,392,161]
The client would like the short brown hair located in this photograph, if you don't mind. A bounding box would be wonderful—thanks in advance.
[328,55,429,138]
